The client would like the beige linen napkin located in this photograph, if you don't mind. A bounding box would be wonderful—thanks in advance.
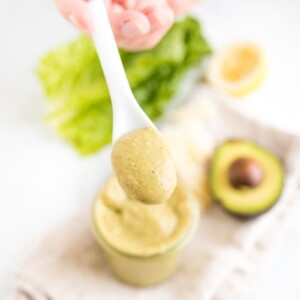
[8,87,300,300]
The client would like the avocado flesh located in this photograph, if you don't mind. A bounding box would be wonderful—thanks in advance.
[210,140,285,217]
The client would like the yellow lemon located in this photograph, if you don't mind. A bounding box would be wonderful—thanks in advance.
[207,43,266,96]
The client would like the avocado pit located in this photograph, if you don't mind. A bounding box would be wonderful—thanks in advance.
[229,157,264,189]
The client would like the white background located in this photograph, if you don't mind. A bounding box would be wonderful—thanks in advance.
[1,0,300,298]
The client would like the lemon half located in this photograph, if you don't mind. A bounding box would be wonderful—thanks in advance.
[207,43,266,96]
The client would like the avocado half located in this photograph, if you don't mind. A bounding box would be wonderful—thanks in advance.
[210,140,285,217]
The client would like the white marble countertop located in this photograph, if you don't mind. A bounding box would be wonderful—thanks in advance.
[1,0,300,298]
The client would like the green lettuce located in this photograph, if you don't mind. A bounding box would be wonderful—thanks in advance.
[37,17,211,155]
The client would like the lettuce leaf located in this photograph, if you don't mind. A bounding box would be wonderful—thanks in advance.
[37,17,211,155]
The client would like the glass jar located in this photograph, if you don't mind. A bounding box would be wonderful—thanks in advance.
[91,183,199,286]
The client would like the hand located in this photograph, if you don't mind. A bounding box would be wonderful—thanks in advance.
[56,0,198,51]
[168,0,199,14]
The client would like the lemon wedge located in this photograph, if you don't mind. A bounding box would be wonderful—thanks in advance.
[207,43,266,96]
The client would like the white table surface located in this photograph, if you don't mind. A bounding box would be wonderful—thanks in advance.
[1,0,300,298]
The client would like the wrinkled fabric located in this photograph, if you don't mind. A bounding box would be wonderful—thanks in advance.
[8,87,300,300]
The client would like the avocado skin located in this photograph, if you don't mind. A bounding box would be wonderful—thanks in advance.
[209,139,285,218]
[216,196,282,220]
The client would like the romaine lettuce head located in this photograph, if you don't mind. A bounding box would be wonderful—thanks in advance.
[37,17,211,155]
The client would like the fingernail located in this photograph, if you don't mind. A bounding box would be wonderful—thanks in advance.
[121,22,148,37]
[121,23,136,37]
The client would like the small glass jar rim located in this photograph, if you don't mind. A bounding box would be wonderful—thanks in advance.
[91,188,199,260]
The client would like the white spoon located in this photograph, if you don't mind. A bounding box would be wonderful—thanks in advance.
[88,0,154,143]
[88,0,177,205]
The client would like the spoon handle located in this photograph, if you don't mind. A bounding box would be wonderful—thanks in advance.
[88,0,153,141]
[88,0,132,102]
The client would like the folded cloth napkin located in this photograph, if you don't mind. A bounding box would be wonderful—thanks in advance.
[8,87,300,300]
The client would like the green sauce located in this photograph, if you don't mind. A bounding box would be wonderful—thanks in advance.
[111,127,177,205]
[95,177,195,256]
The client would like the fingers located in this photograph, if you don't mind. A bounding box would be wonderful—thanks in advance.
[111,1,175,51]
[111,10,151,38]
[118,16,173,51]
[56,0,93,32]
[167,0,199,15]
[115,0,137,9]
[141,4,174,30]
[56,0,177,51]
